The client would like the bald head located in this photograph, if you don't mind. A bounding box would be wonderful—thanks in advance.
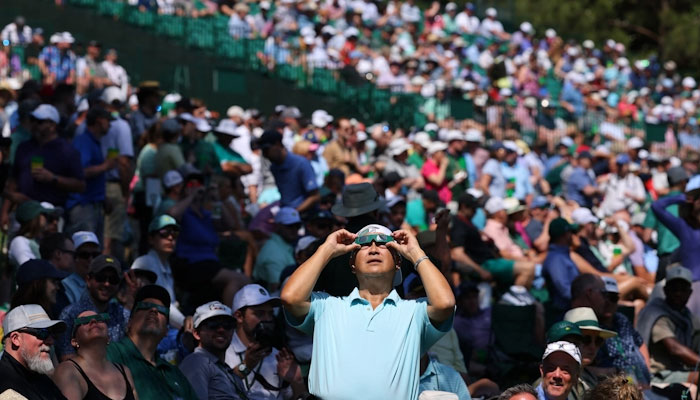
[571,273,604,303]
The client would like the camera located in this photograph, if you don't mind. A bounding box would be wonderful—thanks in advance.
[252,321,283,349]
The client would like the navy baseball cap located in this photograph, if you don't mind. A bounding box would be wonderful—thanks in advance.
[16,259,67,286]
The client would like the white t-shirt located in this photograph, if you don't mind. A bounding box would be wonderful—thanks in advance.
[455,12,479,34]
[9,236,39,268]
[478,18,504,38]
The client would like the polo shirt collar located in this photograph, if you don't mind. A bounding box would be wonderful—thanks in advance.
[193,346,219,363]
[230,331,247,354]
[122,336,170,368]
[347,288,400,307]
[420,357,437,380]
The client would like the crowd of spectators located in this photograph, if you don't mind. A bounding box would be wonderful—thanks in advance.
[1,8,700,400]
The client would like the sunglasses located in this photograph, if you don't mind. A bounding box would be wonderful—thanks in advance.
[76,251,101,260]
[581,335,605,347]
[134,301,169,317]
[18,328,53,341]
[91,273,120,285]
[74,313,110,328]
[355,234,394,247]
[157,228,180,239]
[200,319,235,331]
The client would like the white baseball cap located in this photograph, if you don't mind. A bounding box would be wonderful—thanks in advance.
[213,119,239,137]
[72,231,100,249]
[484,197,505,215]
[101,86,125,104]
[163,170,184,189]
[426,141,448,155]
[542,340,582,365]
[627,137,644,149]
[232,284,281,313]
[419,391,458,400]
[295,235,317,256]
[31,104,60,124]
[445,130,464,142]
[2,304,66,336]
[227,105,245,118]
[601,276,619,294]
[464,129,483,143]
[193,301,234,329]
[571,208,598,225]
[485,7,497,17]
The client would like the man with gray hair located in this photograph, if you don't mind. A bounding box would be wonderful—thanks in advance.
[0,304,67,399]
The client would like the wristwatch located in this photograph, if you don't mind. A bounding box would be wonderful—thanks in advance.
[237,363,251,376]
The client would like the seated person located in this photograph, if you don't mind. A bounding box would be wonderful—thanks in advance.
[450,194,534,287]
[536,341,582,400]
[419,353,471,400]
[637,265,700,384]
[253,207,300,291]
[107,285,198,400]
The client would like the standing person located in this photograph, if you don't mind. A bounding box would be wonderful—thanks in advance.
[421,141,452,204]
[258,130,320,213]
[53,311,138,400]
[643,166,687,281]
[65,107,115,239]
[179,301,248,400]
[281,225,455,399]
[650,179,700,314]
[5,104,85,210]
[0,304,68,399]
[99,87,135,262]
[107,285,198,400]
[253,207,300,290]
[226,284,305,400]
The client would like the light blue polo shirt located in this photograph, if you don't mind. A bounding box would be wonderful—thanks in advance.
[287,289,453,400]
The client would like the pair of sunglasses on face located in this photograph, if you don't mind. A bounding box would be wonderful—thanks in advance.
[157,228,180,239]
[15,327,55,341]
[200,319,235,331]
[355,234,395,247]
[74,313,110,328]
[134,301,170,317]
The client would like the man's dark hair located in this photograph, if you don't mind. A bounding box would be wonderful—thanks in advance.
[570,273,600,301]
[39,232,71,260]
[499,383,537,400]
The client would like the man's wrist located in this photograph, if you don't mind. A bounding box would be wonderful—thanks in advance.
[406,249,427,265]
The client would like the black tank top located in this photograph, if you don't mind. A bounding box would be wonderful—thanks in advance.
[68,359,135,400]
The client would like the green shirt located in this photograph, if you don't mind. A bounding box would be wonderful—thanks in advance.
[155,143,186,178]
[406,198,428,232]
[643,190,682,254]
[107,337,198,400]
[446,152,467,200]
[407,151,425,170]
[212,141,247,165]
[10,125,31,165]
[253,233,295,284]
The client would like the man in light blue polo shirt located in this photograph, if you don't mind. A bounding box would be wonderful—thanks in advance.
[281,224,455,400]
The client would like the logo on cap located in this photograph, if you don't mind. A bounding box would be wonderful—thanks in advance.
[259,288,267,296]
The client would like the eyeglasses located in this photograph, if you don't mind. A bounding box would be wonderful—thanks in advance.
[74,313,109,328]
[200,319,235,331]
[355,234,394,248]
[134,301,169,317]
[581,335,605,347]
[76,251,101,260]
[18,328,53,341]
[157,228,180,239]
[606,293,620,303]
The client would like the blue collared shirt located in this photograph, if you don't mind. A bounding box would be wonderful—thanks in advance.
[419,355,471,400]
[61,273,86,305]
[66,129,106,209]
[270,153,318,209]
[286,288,453,400]
[543,244,580,311]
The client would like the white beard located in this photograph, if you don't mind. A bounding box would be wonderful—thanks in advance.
[21,345,54,375]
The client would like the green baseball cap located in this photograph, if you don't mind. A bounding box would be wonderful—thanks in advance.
[148,214,179,233]
[546,321,583,343]
[16,200,52,224]
[548,218,577,239]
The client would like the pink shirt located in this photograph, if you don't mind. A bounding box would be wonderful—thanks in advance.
[421,159,452,204]
[482,219,524,259]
